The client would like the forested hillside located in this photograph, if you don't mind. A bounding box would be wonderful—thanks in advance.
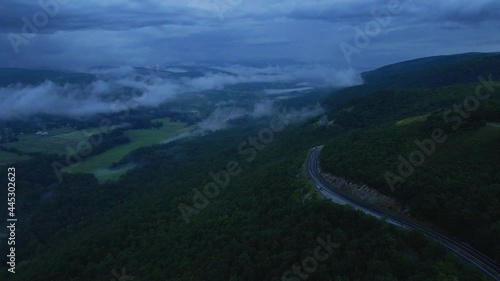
[0,121,489,280]
[324,53,500,109]
[320,53,500,264]
[1,53,497,280]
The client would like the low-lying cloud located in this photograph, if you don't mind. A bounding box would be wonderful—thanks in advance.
[0,81,115,119]
[198,100,325,132]
[0,65,360,120]
[198,107,249,131]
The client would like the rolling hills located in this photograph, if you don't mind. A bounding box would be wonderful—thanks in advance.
[320,52,500,264]
[0,52,498,280]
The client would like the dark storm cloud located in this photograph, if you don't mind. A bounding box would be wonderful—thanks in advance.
[0,0,209,34]
[285,0,500,25]
[286,0,390,23]
[0,0,498,70]
[418,1,500,24]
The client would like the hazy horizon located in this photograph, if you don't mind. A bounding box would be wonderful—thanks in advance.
[1,0,499,71]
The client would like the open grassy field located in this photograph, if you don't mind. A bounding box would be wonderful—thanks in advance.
[396,114,430,126]
[3,126,113,155]
[0,151,31,166]
[66,119,190,182]
[2,119,190,181]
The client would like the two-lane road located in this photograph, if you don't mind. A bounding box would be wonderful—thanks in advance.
[307,146,500,281]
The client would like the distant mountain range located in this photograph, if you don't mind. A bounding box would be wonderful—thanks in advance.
[325,52,500,108]
[0,65,237,87]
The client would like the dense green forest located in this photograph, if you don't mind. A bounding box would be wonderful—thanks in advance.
[1,53,498,280]
[0,121,489,280]
[324,53,500,110]
[320,56,500,264]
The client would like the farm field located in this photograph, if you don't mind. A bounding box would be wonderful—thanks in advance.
[65,119,191,182]
[396,114,430,126]
[3,126,114,155]
[1,119,191,182]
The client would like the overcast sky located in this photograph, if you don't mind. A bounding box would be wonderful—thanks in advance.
[0,0,499,71]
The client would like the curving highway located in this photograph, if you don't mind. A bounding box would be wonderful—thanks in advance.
[307,146,500,281]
